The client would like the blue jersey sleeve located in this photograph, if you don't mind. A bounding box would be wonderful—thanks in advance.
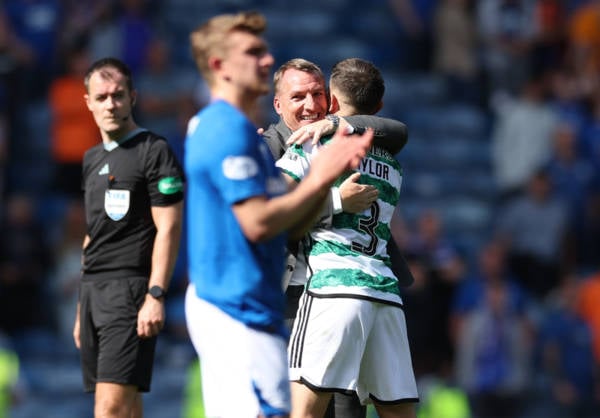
[198,104,268,205]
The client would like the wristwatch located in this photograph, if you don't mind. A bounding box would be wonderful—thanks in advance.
[325,114,339,132]
[148,285,166,300]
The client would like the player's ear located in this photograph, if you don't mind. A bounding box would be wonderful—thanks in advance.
[273,96,283,116]
[329,94,340,114]
[84,94,92,110]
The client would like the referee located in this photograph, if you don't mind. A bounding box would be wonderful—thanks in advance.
[73,57,184,418]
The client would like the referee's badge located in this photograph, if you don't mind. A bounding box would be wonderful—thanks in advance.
[105,189,130,221]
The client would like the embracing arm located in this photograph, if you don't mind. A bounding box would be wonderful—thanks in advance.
[344,115,408,155]
[286,115,407,155]
[234,128,374,243]
[233,172,331,243]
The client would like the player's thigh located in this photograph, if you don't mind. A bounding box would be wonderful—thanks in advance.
[185,286,252,416]
[289,295,374,390]
[247,326,291,416]
[185,286,289,417]
[290,381,332,418]
[359,305,418,403]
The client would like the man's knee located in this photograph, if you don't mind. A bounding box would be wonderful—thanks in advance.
[94,382,139,418]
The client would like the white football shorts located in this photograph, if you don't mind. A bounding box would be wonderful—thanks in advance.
[288,293,419,405]
[185,283,291,417]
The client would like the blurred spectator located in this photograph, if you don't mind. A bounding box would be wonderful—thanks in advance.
[407,208,466,286]
[388,0,437,71]
[432,0,481,105]
[454,279,532,418]
[0,333,20,418]
[495,168,570,299]
[547,67,588,132]
[530,0,569,73]
[476,0,538,97]
[450,239,533,344]
[490,72,558,199]
[48,38,97,199]
[404,208,466,374]
[3,0,63,101]
[0,10,20,197]
[536,273,599,418]
[136,36,202,163]
[402,254,440,378]
[48,199,85,343]
[545,120,600,270]
[566,0,600,98]
[580,89,600,166]
[58,0,113,51]
[576,187,600,272]
[1,2,62,196]
[0,194,51,335]
[85,1,121,61]
[577,270,600,365]
[84,0,156,76]
[116,0,156,76]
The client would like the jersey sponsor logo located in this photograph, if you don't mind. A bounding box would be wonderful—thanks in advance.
[104,189,130,221]
[98,163,109,175]
[222,156,258,180]
[158,176,183,195]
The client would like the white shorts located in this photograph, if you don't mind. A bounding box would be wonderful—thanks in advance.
[185,284,291,417]
[288,293,418,405]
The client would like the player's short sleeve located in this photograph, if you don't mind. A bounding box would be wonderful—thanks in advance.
[211,119,271,205]
[145,137,185,206]
[275,143,312,183]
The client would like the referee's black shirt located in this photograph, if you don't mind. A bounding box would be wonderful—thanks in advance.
[81,130,184,280]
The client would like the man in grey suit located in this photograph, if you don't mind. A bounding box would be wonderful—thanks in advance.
[263,58,414,418]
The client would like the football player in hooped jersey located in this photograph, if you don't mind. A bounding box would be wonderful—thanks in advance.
[73,57,184,418]
[278,58,419,418]
[183,12,373,418]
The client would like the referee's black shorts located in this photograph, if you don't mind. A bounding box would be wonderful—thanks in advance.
[79,276,156,392]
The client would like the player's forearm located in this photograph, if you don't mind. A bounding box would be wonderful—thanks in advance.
[242,176,330,243]
[149,231,180,291]
[287,197,329,241]
[149,205,183,290]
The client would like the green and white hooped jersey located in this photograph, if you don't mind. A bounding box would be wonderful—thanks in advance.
[276,139,403,305]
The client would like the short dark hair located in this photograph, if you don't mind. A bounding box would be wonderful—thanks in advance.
[84,57,134,93]
[330,58,384,115]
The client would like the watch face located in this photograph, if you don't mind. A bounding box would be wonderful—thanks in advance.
[149,286,165,298]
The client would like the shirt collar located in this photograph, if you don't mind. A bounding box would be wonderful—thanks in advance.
[103,128,148,151]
